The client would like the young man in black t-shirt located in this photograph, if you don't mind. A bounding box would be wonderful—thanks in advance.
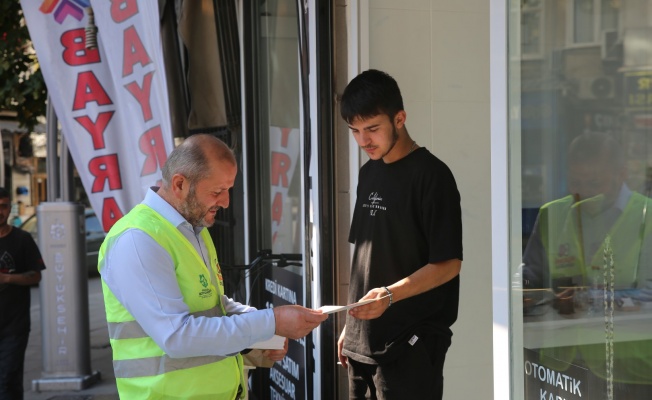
[0,187,45,400]
[337,69,463,400]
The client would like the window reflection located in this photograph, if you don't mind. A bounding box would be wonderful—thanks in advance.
[514,1,652,398]
[574,0,595,43]
[257,0,303,259]
[522,1,542,56]
[601,0,619,32]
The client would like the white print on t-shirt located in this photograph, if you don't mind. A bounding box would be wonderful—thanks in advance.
[0,251,15,271]
[362,192,387,216]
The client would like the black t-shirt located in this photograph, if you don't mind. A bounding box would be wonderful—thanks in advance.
[0,227,46,336]
[343,147,463,364]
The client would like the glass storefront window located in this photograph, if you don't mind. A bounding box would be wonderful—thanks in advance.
[254,0,303,259]
[247,1,310,398]
[573,0,596,43]
[522,0,543,57]
[600,0,619,32]
[571,0,621,45]
[511,1,652,398]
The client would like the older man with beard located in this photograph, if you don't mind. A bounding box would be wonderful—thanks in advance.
[98,134,326,399]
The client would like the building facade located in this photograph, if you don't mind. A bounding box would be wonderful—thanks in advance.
[169,1,652,398]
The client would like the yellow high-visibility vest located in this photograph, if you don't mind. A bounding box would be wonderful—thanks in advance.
[538,192,652,384]
[99,204,246,399]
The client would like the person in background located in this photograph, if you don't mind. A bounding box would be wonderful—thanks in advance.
[336,69,463,400]
[99,134,327,399]
[521,131,652,299]
[520,131,652,398]
[0,187,45,400]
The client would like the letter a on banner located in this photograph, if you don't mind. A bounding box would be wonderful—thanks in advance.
[20,0,174,232]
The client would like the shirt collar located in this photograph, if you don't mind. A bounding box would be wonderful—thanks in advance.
[143,187,204,235]
[613,183,631,212]
[571,183,631,215]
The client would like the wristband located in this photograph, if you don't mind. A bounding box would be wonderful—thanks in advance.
[382,286,393,307]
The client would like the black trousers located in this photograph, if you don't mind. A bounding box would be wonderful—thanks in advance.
[347,334,451,400]
[0,334,29,400]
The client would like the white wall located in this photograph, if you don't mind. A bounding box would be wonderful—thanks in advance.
[349,0,494,398]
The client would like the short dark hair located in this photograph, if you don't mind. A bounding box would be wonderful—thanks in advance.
[340,69,404,124]
[0,187,10,201]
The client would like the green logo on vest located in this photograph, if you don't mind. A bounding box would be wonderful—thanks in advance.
[199,274,208,288]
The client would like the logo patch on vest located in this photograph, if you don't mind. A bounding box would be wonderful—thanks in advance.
[214,258,224,282]
[198,274,213,298]
[554,243,576,269]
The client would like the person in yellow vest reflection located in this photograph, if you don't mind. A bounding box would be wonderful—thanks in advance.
[98,134,327,399]
[520,131,652,398]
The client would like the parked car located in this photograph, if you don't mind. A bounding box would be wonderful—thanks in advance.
[19,209,106,275]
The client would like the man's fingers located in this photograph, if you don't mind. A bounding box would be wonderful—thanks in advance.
[263,347,287,362]
[305,310,329,323]
[274,305,328,339]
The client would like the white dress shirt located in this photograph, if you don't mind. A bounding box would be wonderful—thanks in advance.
[101,187,275,358]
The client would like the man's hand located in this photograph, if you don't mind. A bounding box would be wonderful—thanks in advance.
[0,270,40,286]
[348,287,390,320]
[337,326,348,368]
[273,305,328,339]
[0,271,11,285]
[262,337,289,362]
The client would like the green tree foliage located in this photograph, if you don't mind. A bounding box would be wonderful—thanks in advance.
[0,2,47,131]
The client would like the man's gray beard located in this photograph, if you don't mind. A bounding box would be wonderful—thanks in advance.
[180,185,214,228]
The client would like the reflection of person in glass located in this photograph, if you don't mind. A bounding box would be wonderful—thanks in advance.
[521,131,652,397]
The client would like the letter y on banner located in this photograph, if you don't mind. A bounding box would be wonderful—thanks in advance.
[20,0,174,232]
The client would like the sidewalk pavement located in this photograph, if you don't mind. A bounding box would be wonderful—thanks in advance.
[25,277,119,400]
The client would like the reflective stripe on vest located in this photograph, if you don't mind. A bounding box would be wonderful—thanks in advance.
[107,307,240,379]
[99,204,246,398]
[107,307,224,340]
[113,353,229,379]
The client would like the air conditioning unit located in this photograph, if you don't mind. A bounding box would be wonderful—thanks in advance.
[577,76,615,100]
[602,30,622,62]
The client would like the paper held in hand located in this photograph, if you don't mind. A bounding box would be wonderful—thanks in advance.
[250,335,286,350]
[317,294,390,315]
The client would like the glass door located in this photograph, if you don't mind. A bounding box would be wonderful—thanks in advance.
[510,1,652,398]
[243,1,309,398]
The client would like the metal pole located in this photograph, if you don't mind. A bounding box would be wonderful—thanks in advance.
[59,135,75,202]
[45,98,59,201]
[33,99,101,393]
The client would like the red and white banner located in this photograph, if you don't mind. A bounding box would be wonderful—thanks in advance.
[21,0,173,232]
[270,126,300,252]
